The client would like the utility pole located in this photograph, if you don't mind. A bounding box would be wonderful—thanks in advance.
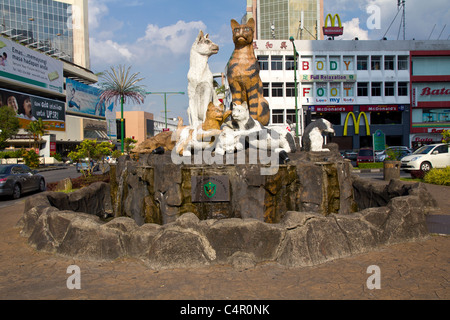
[146,92,185,129]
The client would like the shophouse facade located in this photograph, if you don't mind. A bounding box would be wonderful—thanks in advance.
[410,50,450,149]
[251,39,450,151]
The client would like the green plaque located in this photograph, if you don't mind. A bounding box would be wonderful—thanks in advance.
[373,130,386,152]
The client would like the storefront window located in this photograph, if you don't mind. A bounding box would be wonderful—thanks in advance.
[371,111,402,125]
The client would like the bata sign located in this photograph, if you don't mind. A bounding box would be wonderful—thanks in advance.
[420,87,450,96]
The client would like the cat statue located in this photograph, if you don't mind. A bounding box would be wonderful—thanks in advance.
[187,30,221,128]
[215,102,296,156]
[226,18,270,126]
[175,102,231,157]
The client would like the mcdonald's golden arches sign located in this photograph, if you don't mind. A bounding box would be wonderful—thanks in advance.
[323,14,344,37]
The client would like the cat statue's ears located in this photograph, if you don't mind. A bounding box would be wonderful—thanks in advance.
[231,18,255,30]
[231,102,248,110]
[196,30,210,43]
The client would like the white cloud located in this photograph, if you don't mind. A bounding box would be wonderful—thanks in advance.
[138,20,207,57]
[89,38,134,66]
[341,18,370,40]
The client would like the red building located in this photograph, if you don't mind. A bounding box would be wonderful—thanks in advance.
[410,50,450,149]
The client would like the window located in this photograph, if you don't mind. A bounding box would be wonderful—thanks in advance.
[271,56,283,70]
[272,109,284,124]
[357,82,369,96]
[263,83,270,97]
[371,56,381,70]
[371,82,382,96]
[258,55,269,70]
[285,56,295,70]
[385,82,395,96]
[286,110,297,124]
[398,56,409,70]
[272,83,283,97]
[371,112,402,125]
[398,82,409,96]
[357,56,368,70]
[435,145,449,154]
[385,56,395,70]
[286,83,296,97]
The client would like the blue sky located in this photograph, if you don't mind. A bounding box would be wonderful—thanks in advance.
[88,0,450,121]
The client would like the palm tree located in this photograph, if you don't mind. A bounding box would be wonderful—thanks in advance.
[98,65,146,153]
[26,118,48,152]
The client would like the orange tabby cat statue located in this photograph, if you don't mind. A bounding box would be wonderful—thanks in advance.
[227,18,270,126]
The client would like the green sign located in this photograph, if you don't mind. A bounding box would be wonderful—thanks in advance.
[373,130,386,152]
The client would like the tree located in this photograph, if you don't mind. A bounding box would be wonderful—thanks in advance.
[442,129,450,144]
[68,139,98,177]
[96,141,115,174]
[0,106,20,150]
[123,137,137,155]
[98,65,146,154]
[26,118,48,151]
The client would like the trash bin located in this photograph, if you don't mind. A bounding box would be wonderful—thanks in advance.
[383,161,401,181]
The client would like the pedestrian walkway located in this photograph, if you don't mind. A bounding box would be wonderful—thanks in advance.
[0,182,449,301]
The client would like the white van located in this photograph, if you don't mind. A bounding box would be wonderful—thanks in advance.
[401,143,450,174]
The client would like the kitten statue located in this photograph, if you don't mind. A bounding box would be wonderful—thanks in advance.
[226,18,270,126]
[215,102,296,156]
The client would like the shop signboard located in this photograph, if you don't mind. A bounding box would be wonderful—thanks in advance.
[0,36,64,94]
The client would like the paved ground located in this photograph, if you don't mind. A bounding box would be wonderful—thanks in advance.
[0,181,449,302]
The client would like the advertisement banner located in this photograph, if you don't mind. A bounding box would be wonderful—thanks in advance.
[0,88,65,131]
[0,36,64,94]
[66,78,117,139]
[66,78,109,117]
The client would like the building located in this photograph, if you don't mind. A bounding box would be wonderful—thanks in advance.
[116,111,178,146]
[248,39,450,151]
[0,0,90,69]
[245,0,324,40]
[0,0,116,158]
[410,50,450,149]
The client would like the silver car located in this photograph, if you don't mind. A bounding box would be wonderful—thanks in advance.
[0,164,46,199]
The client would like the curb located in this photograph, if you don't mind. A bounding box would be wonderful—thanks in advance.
[353,169,383,173]
[37,166,69,173]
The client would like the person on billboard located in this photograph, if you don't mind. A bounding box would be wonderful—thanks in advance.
[18,96,36,121]
[7,95,18,115]
[0,52,7,67]
[67,87,81,110]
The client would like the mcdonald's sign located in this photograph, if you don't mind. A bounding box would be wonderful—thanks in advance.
[343,112,371,136]
[323,14,344,37]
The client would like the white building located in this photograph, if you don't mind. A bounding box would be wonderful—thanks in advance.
[249,39,450,150]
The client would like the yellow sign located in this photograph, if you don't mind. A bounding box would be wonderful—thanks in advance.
[343,112,371,136]
[324,14,342,28]
[323,14,344,37]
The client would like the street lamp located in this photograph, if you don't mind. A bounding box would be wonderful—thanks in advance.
[146,92,185,129]
[289,36,300,138]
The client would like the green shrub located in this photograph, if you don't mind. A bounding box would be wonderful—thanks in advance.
[424,167,450,186]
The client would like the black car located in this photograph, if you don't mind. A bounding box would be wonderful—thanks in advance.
[0,164,46,199]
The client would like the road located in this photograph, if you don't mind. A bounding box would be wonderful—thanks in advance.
[0,166,81,209]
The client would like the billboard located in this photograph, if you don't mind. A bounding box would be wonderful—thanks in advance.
[323,14,344,37]
[0,88,65,131]
[66,78,117,140]
[0,36,64,94]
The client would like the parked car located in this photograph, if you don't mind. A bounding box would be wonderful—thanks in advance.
[401,143,450,174]
[76,160,99,173]
[343,150,358,161]
[0,164,46,199]
[357,148,375,166]
[376,146,412,162]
